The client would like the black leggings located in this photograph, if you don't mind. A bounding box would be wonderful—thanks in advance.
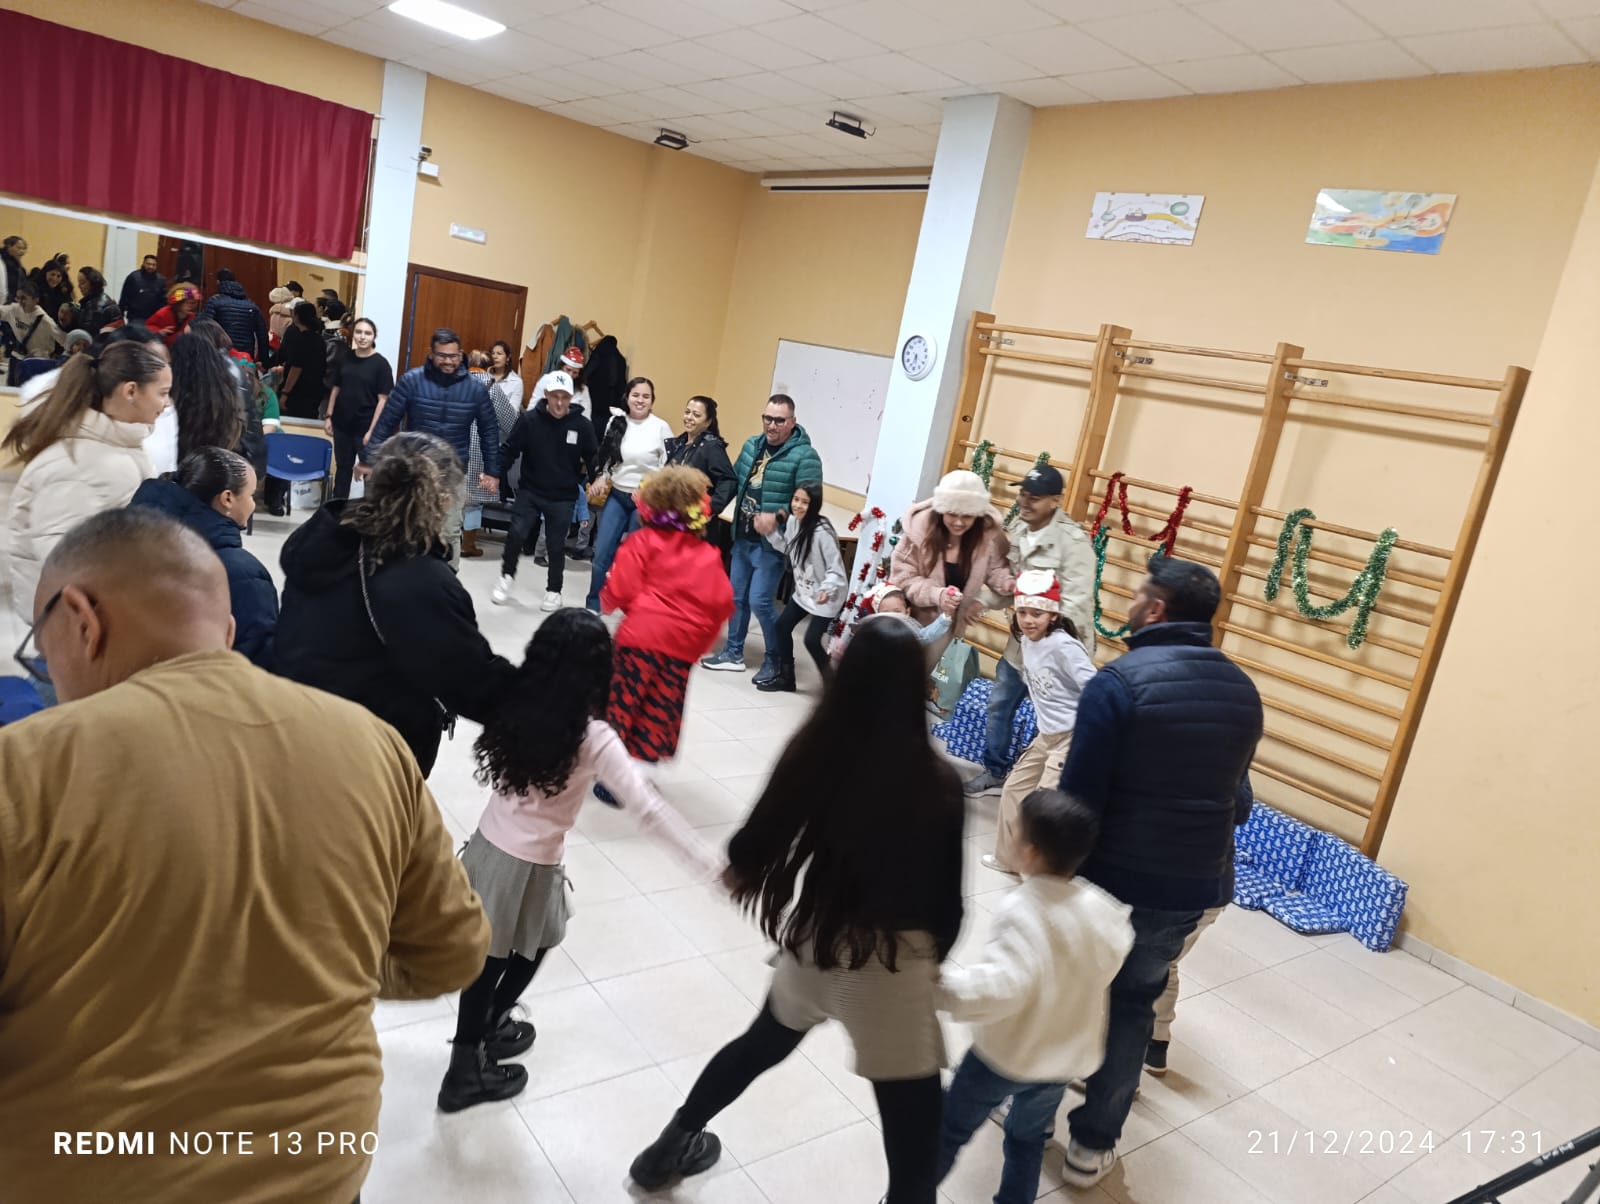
[676,1000,942,1204]
[772,600,832,677]
[452,949,547,1044]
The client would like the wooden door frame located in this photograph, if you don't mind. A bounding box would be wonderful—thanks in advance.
[398,263,526,371]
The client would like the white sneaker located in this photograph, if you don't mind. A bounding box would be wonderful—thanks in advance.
[1061,1139,1117,1188]
[491,575,514,605]
[981,853,1020,878]
[541,590,562,612]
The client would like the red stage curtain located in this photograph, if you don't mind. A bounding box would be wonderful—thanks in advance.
[0,11,372,260]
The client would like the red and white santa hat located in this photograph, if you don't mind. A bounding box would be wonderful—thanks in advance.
[1014,569,1062,613]
[560,346,585,370]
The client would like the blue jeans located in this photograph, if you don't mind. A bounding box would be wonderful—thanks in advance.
[1067,905,1203,1151]
[983,657,1029,779]
[938,1050,1066,1204]
[585,489,639,610]
[574,486,589,522]
[724,536,786,666]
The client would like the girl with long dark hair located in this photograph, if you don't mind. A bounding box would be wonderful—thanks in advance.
[438,608,719,1112]
[169,330,246,461]
[74,267,121,338]
[585,375,671,610]
[760,479,845,692]
[665,394,736,552]
[630,617,966,1202]
[324,316,394,500]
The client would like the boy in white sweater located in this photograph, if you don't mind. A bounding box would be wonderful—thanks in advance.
[935,789,1134,1204]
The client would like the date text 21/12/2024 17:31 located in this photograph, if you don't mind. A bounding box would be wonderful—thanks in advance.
[1247,1129,1547,1157]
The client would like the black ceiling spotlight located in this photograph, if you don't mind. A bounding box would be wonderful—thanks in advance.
[654,128,690,150]
[825,111,873,139]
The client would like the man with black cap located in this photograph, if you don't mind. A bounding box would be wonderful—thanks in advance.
[966,465,1097,820]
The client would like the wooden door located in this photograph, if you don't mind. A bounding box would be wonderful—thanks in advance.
[398,264,525,373]
[153,239,280,311]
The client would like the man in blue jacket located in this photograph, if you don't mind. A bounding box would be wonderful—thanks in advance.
[359,327,500,566]
[199,268,269,362]
[1055,555,1262,1189]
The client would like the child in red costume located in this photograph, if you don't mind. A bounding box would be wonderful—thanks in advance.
[600,466,734,762]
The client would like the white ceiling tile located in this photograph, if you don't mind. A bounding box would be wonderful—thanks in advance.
[673,113,760,139]
[599,0,734,38]
[784,0,860,9]
[677,77,776,110]
[1536,0,1600,16]
[600,48,706,86]
[478,78,561,107]
[1343,0,1545,38]
[1400,22,1588,69]
[469,29,568,72]
[1562,15,1600,52]
[1066,65,1193,100]
[1030,0,1176,17]
[1000,75,1099,105]
[696,27,821,68]
[707,108,797,135]
[988,24,1136,74]
[1079,9,1247,63]
[540,5,676,52]
[1158,52,1302,92]
[461,0,572,23]
[821,0,968,49]
[408,49,520,85]
[781,60,887,97]
[684,0,807,23]
[503,73,596,104]
[231,0,335,32]
[908,0,1061,35]
[603,122,661,142]
[905,40,1041,84]
[846,50,964,90]
[749,105,837,131]
[563,57,655,93]
[1264,39,1432,83]
[650,38,761,78]
[866,122,938,149]
[1187,0,1383,51]
[838,91,946,123]
[755,12,888,58]
[319,22,416,60]
[545,96,655,125]
[318,0,384,16]
[631,84,720,116]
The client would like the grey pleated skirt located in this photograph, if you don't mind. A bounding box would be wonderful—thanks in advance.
[767,932,946,1081]
[461,831,569,959]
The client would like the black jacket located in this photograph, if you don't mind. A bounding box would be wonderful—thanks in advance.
[584,335,629,426]
[1062,621,1263,911]
[119,268,167,322]
[274,502,514,774]
[77,290,121,338]
[28,267,72,320]
[1,250,22,304]
[129,479,279,668]
[500,399,597,500]
[665,431,737,514]
[201,281,269,362]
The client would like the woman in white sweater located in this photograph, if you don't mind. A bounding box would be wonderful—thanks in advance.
[584,376,672,611]
[760,480,845,693]
[6,341,168,627]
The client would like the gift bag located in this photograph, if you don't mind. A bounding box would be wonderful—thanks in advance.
[928,640,977,719]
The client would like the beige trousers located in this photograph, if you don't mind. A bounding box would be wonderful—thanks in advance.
[1151,905,1224,1042]
[991,730,1074,873]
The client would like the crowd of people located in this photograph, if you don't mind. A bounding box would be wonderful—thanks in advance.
[1,303,1266,1203]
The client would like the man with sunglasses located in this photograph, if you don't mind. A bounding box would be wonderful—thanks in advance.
[700,393,823,685]
[1,509,489,1204]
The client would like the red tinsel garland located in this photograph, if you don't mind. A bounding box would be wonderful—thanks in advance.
[1090,471,1194,555]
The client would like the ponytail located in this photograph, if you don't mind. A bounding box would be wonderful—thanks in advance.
[1,342,167,464]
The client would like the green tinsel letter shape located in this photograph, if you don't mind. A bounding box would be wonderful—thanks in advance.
[1264,507,1398,650]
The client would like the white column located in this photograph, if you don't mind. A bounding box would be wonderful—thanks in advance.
[363,62,427,369]
[102,226,143,299]
[866,94,1032,522]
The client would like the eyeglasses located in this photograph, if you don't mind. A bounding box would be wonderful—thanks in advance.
[761,415,792,426]
[433,350,463,363]
[13,587,63,686]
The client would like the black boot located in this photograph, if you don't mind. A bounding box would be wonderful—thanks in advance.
[755,656,796,693]
[629,1115,723,1191]
[485,1010,536,1060]
[436,1040,529,1113]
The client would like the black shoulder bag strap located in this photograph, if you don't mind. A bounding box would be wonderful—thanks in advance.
[357,541,456,736]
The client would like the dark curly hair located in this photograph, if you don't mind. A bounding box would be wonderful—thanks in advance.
[474,609,614,797]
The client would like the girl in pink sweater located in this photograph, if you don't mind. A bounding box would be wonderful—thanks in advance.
[437,608,723,1114]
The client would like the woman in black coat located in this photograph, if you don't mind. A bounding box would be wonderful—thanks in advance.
[75,267,122,338]
[273,431,515,775]
[665,395,736,550]
[129,447,279,668]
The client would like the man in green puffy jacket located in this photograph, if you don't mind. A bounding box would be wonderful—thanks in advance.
[700,393,823,685]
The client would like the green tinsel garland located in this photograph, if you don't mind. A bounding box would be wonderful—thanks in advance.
[1004,451,1052,523]
[970,440,997,486]
[1264,508,1398,650]
[1092,527,1166,640]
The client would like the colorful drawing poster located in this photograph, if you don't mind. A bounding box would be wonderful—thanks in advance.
[1306,189,1457,255]
[1085,192,1205,245]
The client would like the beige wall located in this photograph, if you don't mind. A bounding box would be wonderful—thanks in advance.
[987,66,1600,1023]
[0,207,108,293]
[713,188,925,506]
[1386,156,1600,1026]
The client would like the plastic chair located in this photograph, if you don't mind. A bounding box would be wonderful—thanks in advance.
[13,357,60,387]
[265,433,333,515]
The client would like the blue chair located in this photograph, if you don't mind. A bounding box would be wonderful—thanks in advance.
[14,357,60,387]
[265,433,333,514]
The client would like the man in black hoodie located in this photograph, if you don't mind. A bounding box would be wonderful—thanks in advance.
[490,371,595,613]
[200,268,269,362]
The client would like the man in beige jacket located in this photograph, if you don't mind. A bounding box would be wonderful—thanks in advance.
[0,508,490,1204]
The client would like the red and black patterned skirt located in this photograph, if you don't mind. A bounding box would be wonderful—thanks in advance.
[606,646,693,762]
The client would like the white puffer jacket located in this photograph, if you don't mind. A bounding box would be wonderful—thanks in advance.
[7,406,154,622]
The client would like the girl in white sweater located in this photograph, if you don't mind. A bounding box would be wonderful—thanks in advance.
[986,569,1098,876]
[585,376,672,610]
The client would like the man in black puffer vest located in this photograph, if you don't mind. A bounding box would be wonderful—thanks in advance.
[1056,555,1262,1189]
[199,268,269,362]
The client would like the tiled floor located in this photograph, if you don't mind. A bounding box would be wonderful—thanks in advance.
[3,496,1596,1204]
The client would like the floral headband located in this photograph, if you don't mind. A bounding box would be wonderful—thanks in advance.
[637,493,712,534]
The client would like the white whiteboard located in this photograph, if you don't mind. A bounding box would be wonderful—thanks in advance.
[770,338,891,497]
